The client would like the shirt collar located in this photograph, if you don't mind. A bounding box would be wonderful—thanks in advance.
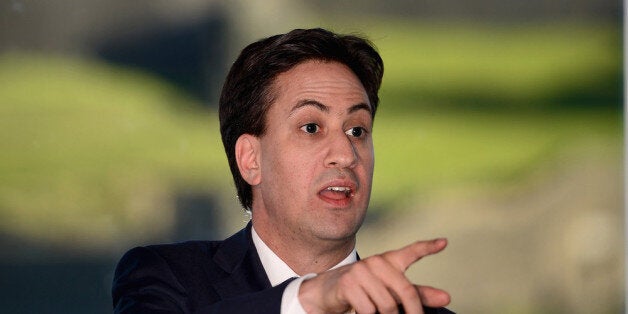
[251,226,358,287]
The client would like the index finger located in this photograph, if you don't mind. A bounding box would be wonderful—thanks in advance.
[383,238,447,271]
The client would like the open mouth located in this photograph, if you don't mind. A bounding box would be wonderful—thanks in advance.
[319,186,353,202]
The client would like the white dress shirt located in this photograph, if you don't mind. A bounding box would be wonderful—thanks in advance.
[251,227,357,313]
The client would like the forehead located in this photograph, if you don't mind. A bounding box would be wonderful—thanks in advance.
[268,60,370,111]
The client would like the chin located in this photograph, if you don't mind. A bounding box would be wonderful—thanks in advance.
[315,217,364,241]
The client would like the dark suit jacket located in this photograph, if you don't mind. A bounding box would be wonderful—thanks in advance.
[112,223,454,313]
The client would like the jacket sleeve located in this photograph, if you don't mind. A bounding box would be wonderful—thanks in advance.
[112,246,189,313]
[112,246,292,314]
[195,281,292,314]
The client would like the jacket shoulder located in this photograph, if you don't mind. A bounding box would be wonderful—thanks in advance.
[112,240,225,312]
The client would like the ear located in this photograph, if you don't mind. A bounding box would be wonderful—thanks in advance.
[235,134,261,186]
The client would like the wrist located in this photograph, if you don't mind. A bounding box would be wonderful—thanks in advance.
[298,275,323,314]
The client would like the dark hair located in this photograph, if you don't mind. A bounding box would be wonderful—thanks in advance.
[219,28,384,211]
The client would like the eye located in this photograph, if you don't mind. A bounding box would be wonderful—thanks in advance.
[345,127,366,138]
[300,123,320,134]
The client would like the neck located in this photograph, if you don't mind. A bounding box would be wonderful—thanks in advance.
[251,217,356,275]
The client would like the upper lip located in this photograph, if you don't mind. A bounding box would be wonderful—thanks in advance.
[319,179,358,195]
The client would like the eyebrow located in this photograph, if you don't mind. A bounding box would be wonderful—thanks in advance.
[289,99,372,116]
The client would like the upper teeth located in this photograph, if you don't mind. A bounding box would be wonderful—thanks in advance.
[327,186,351,192]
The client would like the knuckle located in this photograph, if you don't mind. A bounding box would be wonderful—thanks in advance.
[355,259,377,274]
[355,303,376,314]
[396,286,420,311]
[349,261,367,274]
[365,255,386,267]
[379,300,398,314]
[400,283,419,300]
[337,275,356,290]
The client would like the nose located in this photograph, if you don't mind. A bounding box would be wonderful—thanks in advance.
[324,131,358,169]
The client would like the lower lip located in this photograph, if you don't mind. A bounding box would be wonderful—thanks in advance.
[318,191,353,208]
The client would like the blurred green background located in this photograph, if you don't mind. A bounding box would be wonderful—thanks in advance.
[0,1,623,313]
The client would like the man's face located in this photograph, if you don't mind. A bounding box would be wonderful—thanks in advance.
[251,60,374,245]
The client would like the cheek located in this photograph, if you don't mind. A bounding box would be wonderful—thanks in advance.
[282,151,317,185]
[263,143,316,190]
[359,143,375,171]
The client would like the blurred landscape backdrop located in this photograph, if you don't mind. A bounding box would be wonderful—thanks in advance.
[0,0,623,313]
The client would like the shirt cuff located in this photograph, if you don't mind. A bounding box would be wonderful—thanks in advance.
[280,273,318,314]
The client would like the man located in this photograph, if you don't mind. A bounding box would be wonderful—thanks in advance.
[112,28,453,314]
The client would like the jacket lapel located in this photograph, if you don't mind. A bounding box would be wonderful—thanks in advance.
[210,222,272,299]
